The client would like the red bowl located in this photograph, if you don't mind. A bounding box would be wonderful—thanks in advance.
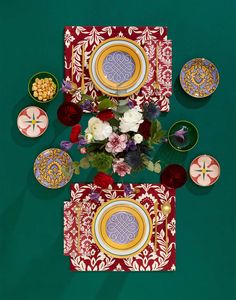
[160,164,187,189]
[57,102,82,126]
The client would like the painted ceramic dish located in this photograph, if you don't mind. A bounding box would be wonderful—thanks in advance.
[168,120,199,152]
[34,148,73,189]
[92,198,152,258]
[180,58,219,98]
[28,71,59,103]
[160,164,188,189]
[17,106,48,138]
[189,154,220,186]
[89,38,149,97]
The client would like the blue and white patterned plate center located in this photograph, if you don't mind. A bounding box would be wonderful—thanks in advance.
[106,211,139,244]
[102,51,135,84]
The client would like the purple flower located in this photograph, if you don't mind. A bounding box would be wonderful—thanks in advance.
[173,126,188,141]
[143,102,160,121]
[90,192,100,201]
[128,100,134,108]
[60,140,73,151]
[77,137,87,148]
[61,80,78,94]
[126,140,137,151]
[80,100,93,112]
[124,184,133,196]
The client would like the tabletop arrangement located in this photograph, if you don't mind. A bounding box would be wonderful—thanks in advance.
[17,25,221,272]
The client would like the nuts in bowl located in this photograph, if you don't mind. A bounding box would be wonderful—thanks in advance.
[28,72,59,103]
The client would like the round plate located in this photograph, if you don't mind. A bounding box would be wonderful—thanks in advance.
[189,154,220,186]
[89,38,149,97]
[168,120,199,152]
[34,148,73,189]
[180,58,219,98]
[17,106,48,138]
[92,198,152,258]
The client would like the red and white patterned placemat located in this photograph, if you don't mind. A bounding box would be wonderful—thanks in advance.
[64,183,176,271]
[64,26,172,112]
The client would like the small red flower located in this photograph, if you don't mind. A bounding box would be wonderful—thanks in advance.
[97,109,114,122]
[138,119,151,139]
[70,124,81,143]
[93,172,114,188]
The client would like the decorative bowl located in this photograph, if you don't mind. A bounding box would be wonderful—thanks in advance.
[168,120,199,152]
[28,71,59,103]
[160,164,188,189]
[180,58,219,98]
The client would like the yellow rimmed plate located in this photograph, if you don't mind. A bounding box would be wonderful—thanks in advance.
[89,38,149,97]
[92,198,152,258]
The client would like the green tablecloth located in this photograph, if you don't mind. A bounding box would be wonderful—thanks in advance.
[1,0,235,299]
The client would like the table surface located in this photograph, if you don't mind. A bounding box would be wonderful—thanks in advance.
[0,0,235,299]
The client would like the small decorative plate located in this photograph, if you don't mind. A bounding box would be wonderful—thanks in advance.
[34,148,73,189]
[17,106,48,138]
[92,198,152,258]
[189,154,220,186]
[180,58,219,98]
[89,38,149,97]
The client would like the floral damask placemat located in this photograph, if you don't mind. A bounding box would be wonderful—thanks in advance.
[64,26,172,112]
[64,183,176,271]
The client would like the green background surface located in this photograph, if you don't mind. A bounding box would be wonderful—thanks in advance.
[1,0,236,299]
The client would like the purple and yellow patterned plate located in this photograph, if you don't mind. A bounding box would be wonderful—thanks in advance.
[92,198,152,258]
[180,58,219,98]
[34,148,73,189]
[89,38,149,97]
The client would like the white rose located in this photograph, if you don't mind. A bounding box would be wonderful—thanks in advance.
[85,132,93,143]
[119,108,143,133]
[133,134,143,144]
[85,117,112,141]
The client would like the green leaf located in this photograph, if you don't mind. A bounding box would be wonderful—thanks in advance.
[118,99,129,106]
[81,93,94,101]
[154,162,161,173]
[116,104,130,113]
[80,157,90,169]
[96,95,110,102]
[71,161,80,175]
[98,98,116,111]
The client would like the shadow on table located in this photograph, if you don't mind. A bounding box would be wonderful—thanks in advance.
[153,142,188,168]
[96,272,129,300]
[173,77,212,109]
[5,236,74,300]
[186,176,214,196]
[27,167,66,200]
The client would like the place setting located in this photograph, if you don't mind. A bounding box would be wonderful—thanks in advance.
[16,24,221,272]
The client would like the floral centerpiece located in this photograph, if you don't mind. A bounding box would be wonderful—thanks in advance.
[60,87,167,187]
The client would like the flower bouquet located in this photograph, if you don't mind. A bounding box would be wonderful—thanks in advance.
[60,92,167,187]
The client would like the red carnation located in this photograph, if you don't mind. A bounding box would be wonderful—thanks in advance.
[97,109,114,122]
[93,172,114,188]
[138,119,151,140]
[70,124,81,143]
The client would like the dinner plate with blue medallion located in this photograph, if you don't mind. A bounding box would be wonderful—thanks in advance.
[92,198,152,258]
[89,38,149,97]
[34,148,73,189]
[180,58,219,98]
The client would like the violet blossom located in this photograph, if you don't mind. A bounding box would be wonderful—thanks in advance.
[60,140,73,151]
[173,126,188,142]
